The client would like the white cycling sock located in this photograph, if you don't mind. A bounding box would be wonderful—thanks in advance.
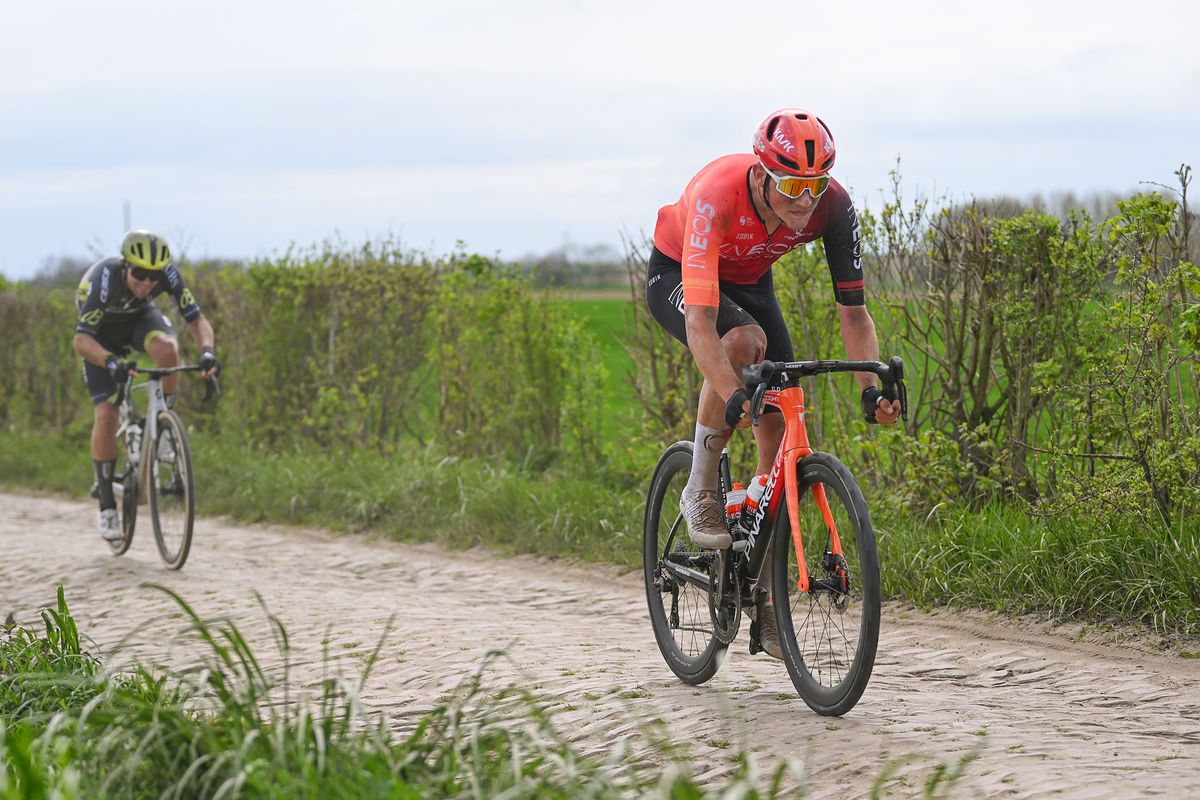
[685,422,730,495]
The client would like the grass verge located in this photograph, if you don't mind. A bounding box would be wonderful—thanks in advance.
[2,585,972,798]
[3,429,1198,636]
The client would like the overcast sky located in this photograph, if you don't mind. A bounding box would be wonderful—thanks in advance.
[1,0,1196,279]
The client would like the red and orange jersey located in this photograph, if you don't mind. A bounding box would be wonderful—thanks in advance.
[653,154,863,308]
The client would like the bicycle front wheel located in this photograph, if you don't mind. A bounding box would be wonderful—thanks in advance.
[772,452,880,716]
[149,409,195,570]
[643,441,727,684]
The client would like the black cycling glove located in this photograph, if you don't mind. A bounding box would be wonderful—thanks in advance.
[861,386,884,424]
[105,355,134,385]
[724,388,750,428]
[198,346,220,378]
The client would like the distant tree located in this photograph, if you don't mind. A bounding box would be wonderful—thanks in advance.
[29,255,92,289]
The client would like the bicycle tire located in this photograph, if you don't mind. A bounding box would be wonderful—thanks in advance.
[109,467,137,556]
[149,409,195,570]
[771,451,880,716]
[643,441,727,684]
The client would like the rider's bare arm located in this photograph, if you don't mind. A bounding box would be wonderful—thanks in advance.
[72,333,115,368]
[187,314,214,351]
[836,304,880,392]
[837,304,900,425]
[684,305,744,403]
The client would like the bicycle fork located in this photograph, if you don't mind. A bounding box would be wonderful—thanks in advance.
[774,385,847,596]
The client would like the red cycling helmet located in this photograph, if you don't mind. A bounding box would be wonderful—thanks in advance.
[753,109,836,177]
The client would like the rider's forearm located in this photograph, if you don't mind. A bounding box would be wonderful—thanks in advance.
[684,305,741,401]
[837,304,881,391]
[187,315,215,352]
[73,333,114,368]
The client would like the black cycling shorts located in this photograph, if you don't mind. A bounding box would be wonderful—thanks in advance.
[80,305,175,405]
[645,247,795,364]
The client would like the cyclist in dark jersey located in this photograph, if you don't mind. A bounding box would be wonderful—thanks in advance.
[647,109,900,657]
[73,229,220,542]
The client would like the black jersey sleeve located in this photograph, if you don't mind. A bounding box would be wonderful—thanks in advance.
[75,263,112,336]
[821,185,865,306]
[162,263,202,323]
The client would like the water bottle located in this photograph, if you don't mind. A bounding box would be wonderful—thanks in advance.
[127,421,142,463]
[740,473,769,527]
[724,482,746,520]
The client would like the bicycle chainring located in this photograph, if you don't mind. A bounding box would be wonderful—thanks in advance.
[708,553,742,644]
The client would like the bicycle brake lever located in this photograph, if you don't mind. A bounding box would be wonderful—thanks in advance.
[883,356,908,425]
[750,382,767,427]
[202,376,221,402]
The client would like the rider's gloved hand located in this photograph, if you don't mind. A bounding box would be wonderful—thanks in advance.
[862,386,902,426]
[724,388,751,429]
[198,346,220,379]
[105,355,135,385]
[861,386,884,424]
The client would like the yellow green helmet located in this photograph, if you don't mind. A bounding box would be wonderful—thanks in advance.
[120,229,172,271]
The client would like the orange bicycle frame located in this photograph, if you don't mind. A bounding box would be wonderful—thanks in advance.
[762,385,844,593]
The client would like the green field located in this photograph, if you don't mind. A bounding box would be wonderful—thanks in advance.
[558,295,640,442]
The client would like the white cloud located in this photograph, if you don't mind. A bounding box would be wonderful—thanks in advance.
[1,0,1197,278]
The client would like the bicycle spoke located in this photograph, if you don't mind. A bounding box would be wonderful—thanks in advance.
[644,442,726,685]
[774,454,880,715]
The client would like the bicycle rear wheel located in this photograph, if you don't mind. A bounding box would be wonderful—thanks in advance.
[643,441,727,684]
[149,410,195,570]
[771,452,880,716]
[108,467,137,556]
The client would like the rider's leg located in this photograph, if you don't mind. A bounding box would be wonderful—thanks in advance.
[91,401,123,540]
[83,356,121,513]
[91,401,119,507]
[752,413,784,476]
[144,332,180,402]
[685,323,766,495]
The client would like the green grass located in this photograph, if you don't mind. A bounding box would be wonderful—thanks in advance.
[1,585,972,798]
[4,427,1199,638]
[0,427,647,570]
[878,503,1200,635]
[560,296,639,442]
[0,587,729,797]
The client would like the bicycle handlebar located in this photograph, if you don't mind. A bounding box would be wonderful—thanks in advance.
[741,357,909,426]
[114,363,221,407]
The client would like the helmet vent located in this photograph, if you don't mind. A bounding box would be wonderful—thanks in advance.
[820,156,834,171]
[766,117,780,140]
[794,113,808,121]
[149,239,158,266]
[804,139,816,169]
[777,154,800,171]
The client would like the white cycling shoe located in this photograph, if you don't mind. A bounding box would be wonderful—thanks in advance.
[680,489,733,550]
[98,508,123,542]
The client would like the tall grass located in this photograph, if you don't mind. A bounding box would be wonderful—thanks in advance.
[879,504,1200,633]
[7,586,955,798]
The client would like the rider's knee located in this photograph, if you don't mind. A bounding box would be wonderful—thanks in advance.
[93,402,119,429]
[721,325,766,365]
[146,333,180,365]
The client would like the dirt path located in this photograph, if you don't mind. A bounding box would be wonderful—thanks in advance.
[3,492,1199,797]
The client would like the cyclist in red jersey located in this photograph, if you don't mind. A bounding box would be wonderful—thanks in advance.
[646,109,900,656]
